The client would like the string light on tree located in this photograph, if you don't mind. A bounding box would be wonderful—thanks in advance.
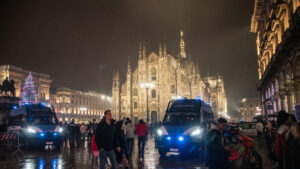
[19,72,37,105]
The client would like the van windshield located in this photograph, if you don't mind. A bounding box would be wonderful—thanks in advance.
[163,112,200,125]
[28,108,58,125]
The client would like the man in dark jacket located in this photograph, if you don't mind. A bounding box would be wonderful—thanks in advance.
[95,110,120,169]
[206,118,231,169]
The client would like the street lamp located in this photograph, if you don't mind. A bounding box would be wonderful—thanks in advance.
[140,82,154,123]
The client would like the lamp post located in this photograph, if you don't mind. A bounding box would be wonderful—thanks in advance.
[140,82,154,123]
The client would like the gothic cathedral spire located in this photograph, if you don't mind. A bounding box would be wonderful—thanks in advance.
[163,42,167,57]
[180,30,186,59]
[159,43,162,57]
[143,42,146,60]
[139,42,142,60]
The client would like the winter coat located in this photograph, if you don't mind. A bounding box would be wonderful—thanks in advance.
[115,121,129,163]
[136,123,148,137]
[94,118,120,151]
[126,122,135,138]
[205,129,228,168]
[67,123,79,138]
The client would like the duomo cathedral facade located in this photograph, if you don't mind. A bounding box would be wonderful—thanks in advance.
[112,32,228,123]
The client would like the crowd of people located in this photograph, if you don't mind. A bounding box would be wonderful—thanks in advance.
[91,110,151,169]
[59,109,161,169]
[266,110,300,169]
[59,118,98,148]
[59,109,300,169]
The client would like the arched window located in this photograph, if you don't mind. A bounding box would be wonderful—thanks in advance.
[133,88,138,96]
[151,68,156,81]
[171,85,175,94]
[134,102,138,109]
[151,89,156,98]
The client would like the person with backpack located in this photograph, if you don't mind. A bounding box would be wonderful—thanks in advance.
[94,110,120,169]
[136,119,148,157]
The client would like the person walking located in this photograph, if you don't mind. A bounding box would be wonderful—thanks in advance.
[80,123,87,142]
[67,119,78,148]
[115,121,129,169]
[94,110,120,169]
[136,119,148,157]
[205,118,231,169]
[126,119,135,158]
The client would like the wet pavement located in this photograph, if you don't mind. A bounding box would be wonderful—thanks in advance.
[0,136,274,169]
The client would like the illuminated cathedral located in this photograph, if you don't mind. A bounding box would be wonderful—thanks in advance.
[112,31,228,123]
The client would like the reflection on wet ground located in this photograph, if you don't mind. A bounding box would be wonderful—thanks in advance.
[0,136,272,169]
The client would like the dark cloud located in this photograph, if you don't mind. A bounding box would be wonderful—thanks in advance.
[0,0,259,116]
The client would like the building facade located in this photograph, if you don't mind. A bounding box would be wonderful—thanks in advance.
[240,98,262,122]
[0,65,52,101]
[51,87,112,123]
[112,32,228,123]
[250,0,300,115]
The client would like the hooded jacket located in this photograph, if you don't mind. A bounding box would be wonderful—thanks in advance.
[94,118,120,151]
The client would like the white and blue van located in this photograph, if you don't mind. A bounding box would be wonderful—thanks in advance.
[155,99,215,156]
[7,103,63,150]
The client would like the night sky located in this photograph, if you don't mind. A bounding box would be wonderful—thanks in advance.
[0,0,259,116]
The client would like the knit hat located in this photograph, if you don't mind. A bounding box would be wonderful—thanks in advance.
[277,110,290,125]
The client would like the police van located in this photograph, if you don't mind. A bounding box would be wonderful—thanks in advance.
[7,103,63,150]
[155,98,214,156]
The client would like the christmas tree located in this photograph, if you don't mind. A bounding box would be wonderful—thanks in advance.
[20,72,37,105]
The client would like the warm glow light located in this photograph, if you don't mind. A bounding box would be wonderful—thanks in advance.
[80,107,87,111]
[171,95,182,100]
[140,82,154,88]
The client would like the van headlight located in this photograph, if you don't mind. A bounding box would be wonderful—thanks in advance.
[157,129,163,136]
[190,128,202,136]
[27,127,37,133]
[58,127,63,133]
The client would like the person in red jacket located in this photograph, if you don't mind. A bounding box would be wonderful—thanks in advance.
[136,119,148,157]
